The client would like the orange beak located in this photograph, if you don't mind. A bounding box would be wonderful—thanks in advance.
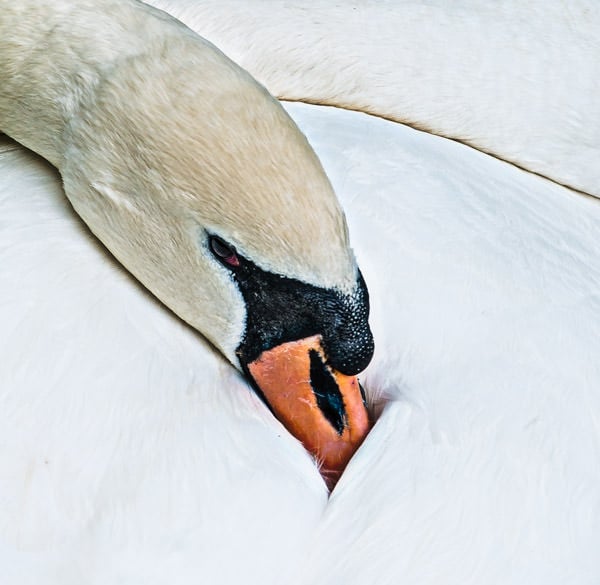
[247,334,371,490]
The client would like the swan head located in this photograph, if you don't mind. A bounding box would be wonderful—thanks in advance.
[59,29,374,488]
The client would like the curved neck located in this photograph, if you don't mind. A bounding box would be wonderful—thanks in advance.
[0,0,178,168]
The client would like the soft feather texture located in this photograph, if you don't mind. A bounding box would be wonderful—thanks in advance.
[0,0,356,365]
[2,99,599,582]
[150,0,600,198]
[2,1,600,583]
[0,134,327,585]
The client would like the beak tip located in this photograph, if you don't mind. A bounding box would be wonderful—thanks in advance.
[319,414,372,491]
[321,468,343,492]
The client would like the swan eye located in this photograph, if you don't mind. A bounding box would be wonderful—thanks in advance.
[209,235,240,267]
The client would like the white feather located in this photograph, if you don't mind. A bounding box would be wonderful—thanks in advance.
[152,0,600,198]
[1,2,599,584]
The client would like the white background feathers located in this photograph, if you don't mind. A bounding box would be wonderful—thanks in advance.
[1,2,600,583]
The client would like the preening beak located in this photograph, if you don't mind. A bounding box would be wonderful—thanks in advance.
[225,249,374,489]
[247,334,371,490]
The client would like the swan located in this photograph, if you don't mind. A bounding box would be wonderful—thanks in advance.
[1,1,600,584]
[0,0,374,488]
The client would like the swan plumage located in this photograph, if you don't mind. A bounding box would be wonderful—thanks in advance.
[154,0,600,198]
[0,0,374,483]
[1,1,600,583]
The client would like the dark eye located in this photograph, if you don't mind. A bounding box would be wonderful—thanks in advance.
[209,235,240,267]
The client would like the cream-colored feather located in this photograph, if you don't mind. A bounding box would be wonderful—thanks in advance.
[2,3,600,582]
[0,0,356,363]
